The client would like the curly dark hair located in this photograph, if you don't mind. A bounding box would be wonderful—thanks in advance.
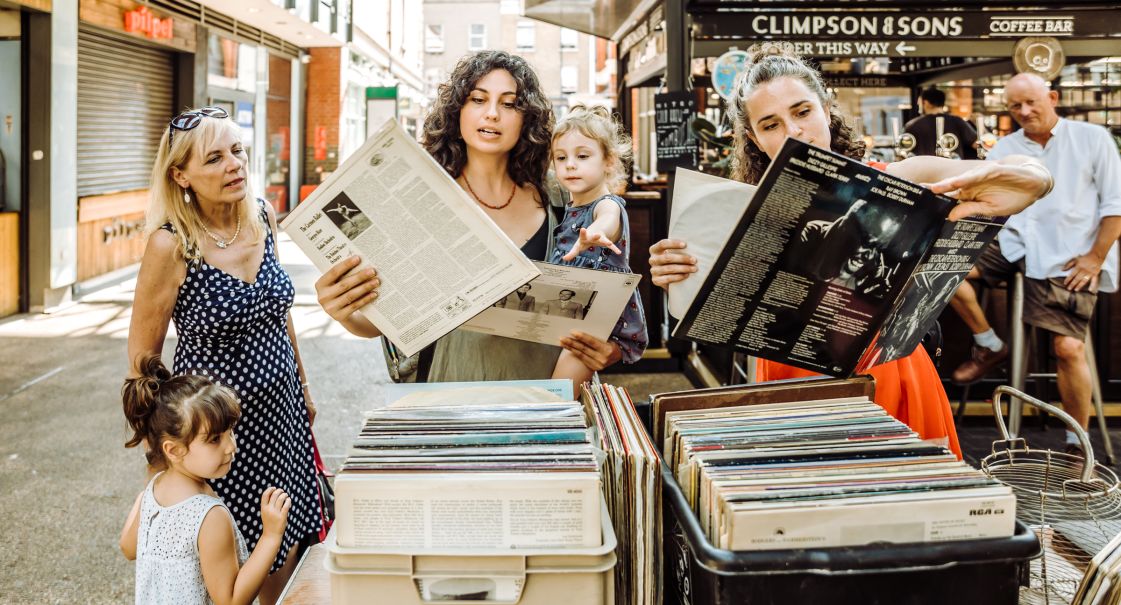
[728,44,866,185]
[422,51,555,193]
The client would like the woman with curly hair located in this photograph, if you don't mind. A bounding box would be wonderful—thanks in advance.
[314,50,624,382]
[648,45,1053,457]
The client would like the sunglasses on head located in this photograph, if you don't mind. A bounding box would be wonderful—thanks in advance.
[167,106,229,148]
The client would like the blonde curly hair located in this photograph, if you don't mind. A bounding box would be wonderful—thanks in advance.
[552,104,633,193]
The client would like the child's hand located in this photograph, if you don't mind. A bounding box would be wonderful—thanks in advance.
[559,330,623,371]
[562,228,622,262]
[259,487,291,539]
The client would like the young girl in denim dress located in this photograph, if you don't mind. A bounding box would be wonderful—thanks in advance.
[549,105,648,382]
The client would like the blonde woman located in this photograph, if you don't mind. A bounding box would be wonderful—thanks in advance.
[126,106,319,603]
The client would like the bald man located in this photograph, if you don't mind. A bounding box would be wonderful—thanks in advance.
[948,73,1121,456]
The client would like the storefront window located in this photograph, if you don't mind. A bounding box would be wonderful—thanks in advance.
[1056,60,1121,128]
[834,88,910,161]
[265,54,292,213]
[631,87,658,178]
[0,9,20,317]
[207,34,267,203]
[342,83,367,162]
[207,34,257,93]
[0,17,19,213]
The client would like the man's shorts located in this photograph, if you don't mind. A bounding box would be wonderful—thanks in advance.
[974,240,1097,340]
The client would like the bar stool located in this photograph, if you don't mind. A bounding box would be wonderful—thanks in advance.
[958,272,1115,463]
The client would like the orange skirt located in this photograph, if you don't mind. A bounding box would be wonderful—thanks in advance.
[755,348,961,459]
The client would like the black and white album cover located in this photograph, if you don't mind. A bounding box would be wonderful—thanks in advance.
[858,212,1004,371]
[674,138,1003,377]
[321,191,373,240]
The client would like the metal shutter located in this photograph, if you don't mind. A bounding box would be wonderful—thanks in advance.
[77,26,174,197]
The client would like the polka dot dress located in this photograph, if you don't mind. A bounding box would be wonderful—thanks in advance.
[162,202,321,573]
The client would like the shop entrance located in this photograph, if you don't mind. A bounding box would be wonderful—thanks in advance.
[0,7,21,318]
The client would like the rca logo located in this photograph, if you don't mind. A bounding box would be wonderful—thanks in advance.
[969,508,1005,516]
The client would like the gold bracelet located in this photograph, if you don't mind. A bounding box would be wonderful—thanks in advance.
[1019,159,1054,197]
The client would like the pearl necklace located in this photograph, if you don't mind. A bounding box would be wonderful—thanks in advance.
[200,214,242,249]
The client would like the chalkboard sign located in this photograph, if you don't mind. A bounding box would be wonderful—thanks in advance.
[655,92,698,173]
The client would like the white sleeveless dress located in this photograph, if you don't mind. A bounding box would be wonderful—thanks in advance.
[134,473,248,604]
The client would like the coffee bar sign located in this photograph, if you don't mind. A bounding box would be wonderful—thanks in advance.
[695,11,1114,40]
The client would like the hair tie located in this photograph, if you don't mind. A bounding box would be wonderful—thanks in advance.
[138,354,172,392]
[746,42,798,66]
[143,374,162,393]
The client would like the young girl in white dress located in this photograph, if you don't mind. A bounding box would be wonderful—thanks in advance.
[118,353,291,605]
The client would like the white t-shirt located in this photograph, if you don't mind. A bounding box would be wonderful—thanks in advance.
[134,473,248,605]
[988,118,1121,292]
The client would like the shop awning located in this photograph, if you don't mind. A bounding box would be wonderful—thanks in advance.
[194,0,343,48]
[524,0,654,41]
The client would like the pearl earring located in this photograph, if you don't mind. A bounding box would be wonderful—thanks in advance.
[183,189,191,204]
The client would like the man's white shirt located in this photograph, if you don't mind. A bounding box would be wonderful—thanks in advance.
[988,118,1121,292]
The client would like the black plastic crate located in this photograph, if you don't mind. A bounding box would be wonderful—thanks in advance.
[662,464,1041,605]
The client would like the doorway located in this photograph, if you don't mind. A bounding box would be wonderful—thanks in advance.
[0,8,22,317]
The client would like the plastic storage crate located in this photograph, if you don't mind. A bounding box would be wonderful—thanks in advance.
[661,464,1041,605]
[324,499,617,604]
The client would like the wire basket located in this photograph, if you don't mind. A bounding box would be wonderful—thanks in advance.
[981,386,1121,604]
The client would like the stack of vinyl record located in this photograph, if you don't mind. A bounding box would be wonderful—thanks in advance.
[1071,528,1121,604]
[332,400,604,550]
[664,396,1017,551]
[583,381,660,605]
